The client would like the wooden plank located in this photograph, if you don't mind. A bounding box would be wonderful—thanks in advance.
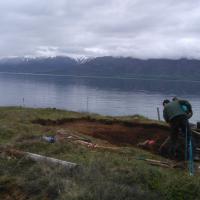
[1,148,78,170]
[25,152,78,169]
[192,129,200,136]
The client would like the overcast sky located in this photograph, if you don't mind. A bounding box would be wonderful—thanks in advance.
[0,0,200,59]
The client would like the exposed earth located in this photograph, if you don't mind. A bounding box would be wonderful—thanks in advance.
[33,117,172,156]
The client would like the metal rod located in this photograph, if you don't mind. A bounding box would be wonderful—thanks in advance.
[157,107,161,121]
[86,97,89,112]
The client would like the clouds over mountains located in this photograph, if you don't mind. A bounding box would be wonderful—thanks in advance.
[1,0,200,58]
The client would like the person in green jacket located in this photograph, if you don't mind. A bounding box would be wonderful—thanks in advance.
[161,98,193,159]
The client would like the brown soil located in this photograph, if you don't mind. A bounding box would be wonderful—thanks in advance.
[34,118,171,154]
[62,120,170,152]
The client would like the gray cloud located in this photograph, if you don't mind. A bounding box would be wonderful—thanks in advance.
[0,0,200,58]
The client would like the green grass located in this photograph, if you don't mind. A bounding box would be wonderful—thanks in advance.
[0,106,200,200]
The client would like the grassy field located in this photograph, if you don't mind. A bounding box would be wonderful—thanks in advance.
[0,107,200,200]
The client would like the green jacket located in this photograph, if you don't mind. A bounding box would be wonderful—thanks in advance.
[163,101,187,122]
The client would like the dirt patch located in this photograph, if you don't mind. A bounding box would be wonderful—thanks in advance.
[33,118,170,154]
[62,120,170,152]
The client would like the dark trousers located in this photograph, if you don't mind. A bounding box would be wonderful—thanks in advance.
[169,115,194,160]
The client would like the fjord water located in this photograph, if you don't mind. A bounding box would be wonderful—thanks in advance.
[0,73,199,123]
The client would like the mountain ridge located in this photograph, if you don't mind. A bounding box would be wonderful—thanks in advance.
[0,56,199,80]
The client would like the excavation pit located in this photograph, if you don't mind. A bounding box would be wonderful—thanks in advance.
[33,118,171,155]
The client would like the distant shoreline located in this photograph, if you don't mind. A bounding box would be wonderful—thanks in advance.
[1,71,200,83]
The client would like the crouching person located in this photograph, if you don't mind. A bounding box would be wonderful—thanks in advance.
[160,99,194,160]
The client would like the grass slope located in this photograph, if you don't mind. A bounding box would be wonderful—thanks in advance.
[0,107,200,200]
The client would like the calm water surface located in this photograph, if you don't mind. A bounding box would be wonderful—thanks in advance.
[0,73,199,123]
